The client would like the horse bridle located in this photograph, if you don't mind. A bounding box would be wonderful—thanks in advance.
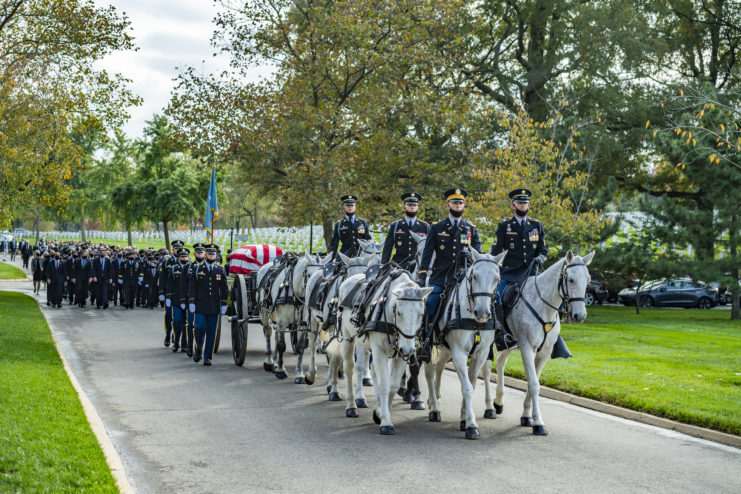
[391,294,426,361]
[465,257,499,311]
[533,260,589,314]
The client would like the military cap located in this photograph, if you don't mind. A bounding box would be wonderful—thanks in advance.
[138,248,145,255]
[205,243,219,254]
[193,242,206,253]
[401,192,422,204]
[126,250,136,257]
[154,251,161,257]
[508,188,532,202]
[340,194,358,205]
[178,248,191,257]
[444,188,468,202]
[171,239,184,248]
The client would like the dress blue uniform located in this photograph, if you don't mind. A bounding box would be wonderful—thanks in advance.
[166,250,191,353]
[184,243,207,357]
[381,192,430,269]
[188,245,228,365]
[159,240,183,346]
[328,195,372,258]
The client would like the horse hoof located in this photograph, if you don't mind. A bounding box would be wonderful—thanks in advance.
[428,411,441,422]
[380,425,395,435]
[294,376,305,384]
[402,391,414,404]
[494,403,503,415]
[372,409,381,425]
[329,392,342,402]
[338,371,345,379]
[397,387,407,398]
[484,409,496,419]
[459,420,466,431]
[275,371,288,380]
[355,398,368,409]
[411,401,426,411]
[532,425,548,436]
[362,378,373,387]
[326,385,331,394]
[520,417,534,427]
[346,408,359,418]
[465,426,480,440]
[304,376,314,386]
[263,362,273,372]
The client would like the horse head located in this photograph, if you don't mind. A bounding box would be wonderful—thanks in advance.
[390,283,434,358]
[339,252,373,276]
[467,249,506,323]
[561,250,595,323]
[358,238,382,256]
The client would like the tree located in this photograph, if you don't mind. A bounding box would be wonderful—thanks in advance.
[0,0,139,228]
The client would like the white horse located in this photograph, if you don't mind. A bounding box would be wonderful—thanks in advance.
[336,268,431,434]
[256,253,322,380]
[303,252,376,398]
[482,250,594,435]
[424,249,505,439]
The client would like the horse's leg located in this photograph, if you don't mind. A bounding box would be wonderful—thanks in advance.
[294,324,306,383]
[273,324,287,379]
[370,340,394,434]
[529,347,551,435]
[494,348,513,414]
[423,360,441,422]
[341,337,358,417]
[388,355,407,413]
[262,316,274,373]
[519,344,541,432]
[305,318,318,385]
[449,343,479,439]
[434,348,450,403]
[362,350,373,386]
[354,347,370,404]
[481,359,496,418]
[406,360,425,409]
[326,339,342,401]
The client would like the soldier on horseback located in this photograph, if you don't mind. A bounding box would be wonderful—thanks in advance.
[416,188,481,362]
[328,194,372,259]
[380,192,430,271]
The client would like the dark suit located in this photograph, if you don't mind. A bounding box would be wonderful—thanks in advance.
[381,218,430,268]
[188,262,228,360]
[73,258,93,306]
[46,259,67,306]
[118,260,142,308]
[490,216,547,282]
[93,257,113,308]
[142,266,159,308]
[328,215,371,259]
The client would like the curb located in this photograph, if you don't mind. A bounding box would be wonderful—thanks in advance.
[36,298,135,493]
[445,363,741,449]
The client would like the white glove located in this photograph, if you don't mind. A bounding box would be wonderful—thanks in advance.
[118,279,123,284]
[189,303,196,313]
[165,298,171,307]
[159,294,165,302]
[220,305,227,315]
[180,304,185,310]
[71,278,76,283]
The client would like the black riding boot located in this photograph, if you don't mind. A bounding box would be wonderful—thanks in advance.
[416,323,433,363]
[494,304,518,351]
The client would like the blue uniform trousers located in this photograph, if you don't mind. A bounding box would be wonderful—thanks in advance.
[184,309,195,352]
[195,313,219,360]
[172,306,186,348]
[425,284,445,320]
[164,304,174,343]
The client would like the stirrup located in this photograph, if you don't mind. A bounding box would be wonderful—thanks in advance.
[416,341,432,363]
[494,327,518,352]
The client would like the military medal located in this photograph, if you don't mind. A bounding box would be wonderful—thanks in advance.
[440,244,445,250]
[397,240,402,246]
[358,226,365,234]
[216,274,221,280]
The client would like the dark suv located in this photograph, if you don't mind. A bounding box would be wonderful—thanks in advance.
[586,271,610,306]
[618,278,718,309]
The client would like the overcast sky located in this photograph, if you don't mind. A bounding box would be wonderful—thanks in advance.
[95,0,260,139]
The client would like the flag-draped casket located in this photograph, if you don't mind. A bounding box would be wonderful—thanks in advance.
[228,244,284,274]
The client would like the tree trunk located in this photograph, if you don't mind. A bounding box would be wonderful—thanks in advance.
[322,216,333,254]
[126,226,132,247]
[163,219,170,252]
[731,292,740,320]
[80,219,87,243]
[634,281,642,315]
[34,215,40,244]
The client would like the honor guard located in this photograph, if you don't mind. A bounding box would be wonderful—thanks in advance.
[381,192,430,270]
[416,188,481,361]
[490,188,568,357]
[184,243,207,357]
[118,250,143,309]
[328,194,372,259]
[165,248,191,353]
[188,244,228,366]
[159,240,183,347]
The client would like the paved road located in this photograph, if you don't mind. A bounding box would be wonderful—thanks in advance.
[2,261,740,493]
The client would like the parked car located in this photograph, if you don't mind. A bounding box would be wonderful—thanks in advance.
[586,271,610,306]
[710,280,740,305]
[618,278,718,309]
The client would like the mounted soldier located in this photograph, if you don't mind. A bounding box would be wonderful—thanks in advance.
[381,192,430,271]
[416,188,481,362]
[328,194,372,260]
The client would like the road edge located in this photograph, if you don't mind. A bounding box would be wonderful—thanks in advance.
[37,299,135,494]
[449,362,741,449]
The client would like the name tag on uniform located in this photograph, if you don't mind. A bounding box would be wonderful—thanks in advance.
[438,231,449,237]
[507,232,518,235]
[340,226,348,230]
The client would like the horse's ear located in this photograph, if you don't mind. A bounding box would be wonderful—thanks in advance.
[303,250,311,258]
[410,232,423,244]
[492,252,506,265]
[419,287,434,299]
[358,239,368,248]
[321,254,332,265]
[470,248,481,261]
[339,253,351,265]
[583,250,595,265]
[566,249,574,263]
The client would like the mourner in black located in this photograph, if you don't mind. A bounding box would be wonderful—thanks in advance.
[416,188,481,362]
[46,253,67,308]
[381,192,430,270]
[188,244,228,366]
[73,250,93,307]
[93,250,113,309]
[166,249,191,352]
[142,256,159,309]
[328,194,372,259]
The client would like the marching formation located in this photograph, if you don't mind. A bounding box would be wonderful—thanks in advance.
[235,186,595,439]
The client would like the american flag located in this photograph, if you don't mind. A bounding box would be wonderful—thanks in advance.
[228,244,284,274]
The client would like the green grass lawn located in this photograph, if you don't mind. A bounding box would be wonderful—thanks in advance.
[0,262,25,279]
[500,305,741,435]
[0,292,118,492]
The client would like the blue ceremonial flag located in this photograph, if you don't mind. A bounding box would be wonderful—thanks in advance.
[204,167,219,242]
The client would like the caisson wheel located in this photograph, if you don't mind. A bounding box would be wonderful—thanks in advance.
[231,274,248,366]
